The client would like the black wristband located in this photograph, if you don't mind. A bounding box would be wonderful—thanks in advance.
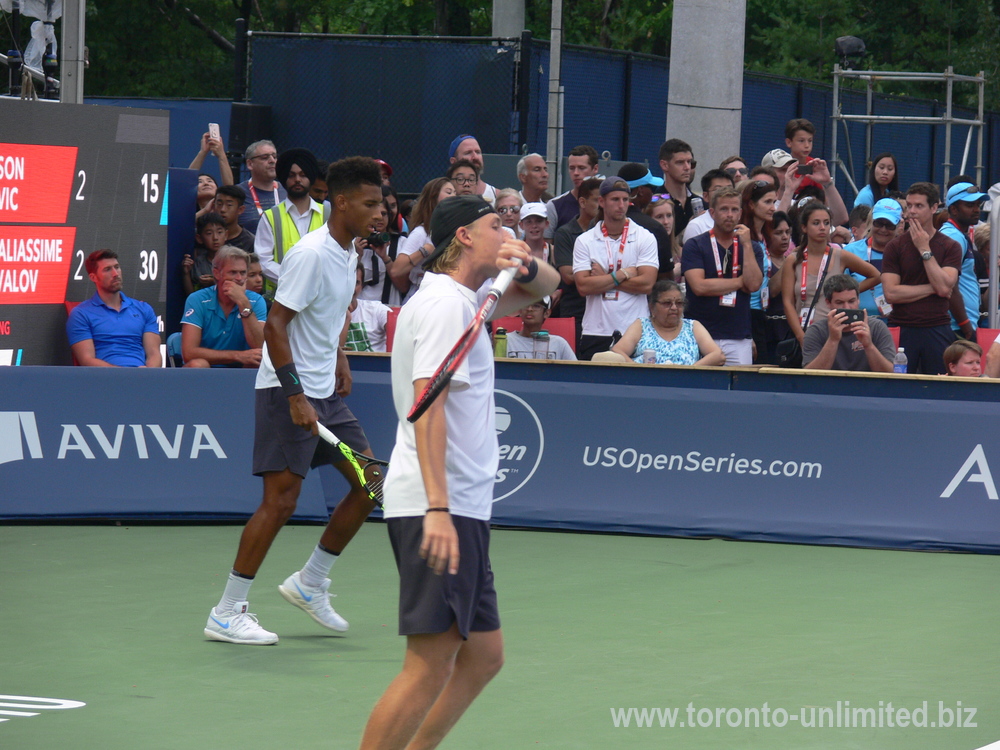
[520,258,539,283]
[425,507,450,513]
[275,362,304,398]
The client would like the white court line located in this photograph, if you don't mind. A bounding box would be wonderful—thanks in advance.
[972,741,1000,750]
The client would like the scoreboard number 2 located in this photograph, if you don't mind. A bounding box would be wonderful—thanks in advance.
[75,170,86,201]
[141,173,160,204]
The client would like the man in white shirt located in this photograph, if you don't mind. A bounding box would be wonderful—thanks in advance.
[572,176,658,360]
[254,148,329,296]
[204,157,385,646]
[360,195,558,750]
[682,169,736,243]
[517,152,552,205]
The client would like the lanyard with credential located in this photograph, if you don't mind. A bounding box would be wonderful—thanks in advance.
[709,229,739,278]
[800,245,831,302]
[247,183,265,217]
[946,219,975,255]
[602,219,629,271]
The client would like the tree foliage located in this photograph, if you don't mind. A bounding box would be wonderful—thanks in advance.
[1,0,997,108]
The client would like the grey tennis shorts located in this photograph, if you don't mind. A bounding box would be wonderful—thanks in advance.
[386,514,500,639]
[252,387,370,478]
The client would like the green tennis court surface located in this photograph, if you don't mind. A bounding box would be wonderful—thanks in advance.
[2,523,997,749]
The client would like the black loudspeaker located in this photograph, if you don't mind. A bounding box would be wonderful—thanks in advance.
[229,103,273,155]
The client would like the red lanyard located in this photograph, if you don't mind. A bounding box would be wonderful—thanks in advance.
[800,245,831,302]
[247,183,265,216]
[947,219,974,250]
[601,219,630,271]
[709,229,739,277]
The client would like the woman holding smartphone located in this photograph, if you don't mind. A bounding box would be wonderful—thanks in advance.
[781,202,880,344]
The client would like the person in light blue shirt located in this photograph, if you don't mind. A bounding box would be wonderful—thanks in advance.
[844,198,902,321]
[853,152,899,208]
[941,181,989,338]
[180,245,267,367]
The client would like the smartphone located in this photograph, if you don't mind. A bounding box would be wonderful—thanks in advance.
[208,122,221,141]
[796,163,814,176]
[835,309,864,324]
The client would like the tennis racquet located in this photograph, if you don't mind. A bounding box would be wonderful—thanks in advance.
[406,264,519,423]
[316,423,389,508]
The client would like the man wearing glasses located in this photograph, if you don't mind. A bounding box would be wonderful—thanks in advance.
[238,140,287,234]
[448,134,497,203]
[446,160,480,197]
[719,155,749,183]
[682,169,736,243]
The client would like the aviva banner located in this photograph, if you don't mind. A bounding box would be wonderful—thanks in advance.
[2,364,999,553]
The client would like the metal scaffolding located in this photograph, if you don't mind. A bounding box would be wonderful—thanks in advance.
[831,65,986,191]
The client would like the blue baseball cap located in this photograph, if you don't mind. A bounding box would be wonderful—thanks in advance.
[448,134,476,159]
[871,198,902,225]
[946,182,988,207]
[617,162,664,189]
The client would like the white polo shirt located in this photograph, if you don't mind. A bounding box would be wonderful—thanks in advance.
[383,272,498,521]
[572,219,658,337]
[256,225,357,399]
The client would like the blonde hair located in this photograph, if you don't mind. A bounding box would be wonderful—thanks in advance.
[429,235,465,275]
[494,188,523,208]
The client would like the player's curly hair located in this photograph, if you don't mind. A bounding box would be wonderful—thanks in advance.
[326,156,382,198]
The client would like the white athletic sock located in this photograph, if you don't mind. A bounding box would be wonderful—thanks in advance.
[217,571,254,614]
[299,545,338,588]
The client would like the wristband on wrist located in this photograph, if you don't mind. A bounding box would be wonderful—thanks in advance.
[426,507,450,513]
[957,319,969,327]
[519,257,539,283]
[275,362,305,398]
[611,270,620,286]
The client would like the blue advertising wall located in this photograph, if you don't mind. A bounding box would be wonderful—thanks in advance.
[2,361,999,554]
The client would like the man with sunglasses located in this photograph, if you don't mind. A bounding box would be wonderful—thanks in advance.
[941,180,989,338]
[238,140,287,234]
[618,162,674,279]
[682,169,736,243]
[719,155,749,183]
[844,198,902,320]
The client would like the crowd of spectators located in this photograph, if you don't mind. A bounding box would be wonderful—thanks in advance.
[67,120,999,379]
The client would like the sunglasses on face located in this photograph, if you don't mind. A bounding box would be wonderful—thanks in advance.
[497,206,519,215]
[725,167,749,177]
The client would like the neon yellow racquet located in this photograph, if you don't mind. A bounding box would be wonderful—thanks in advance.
[316,423,388,508]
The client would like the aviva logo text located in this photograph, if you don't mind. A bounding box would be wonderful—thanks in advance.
[0,411,227,465]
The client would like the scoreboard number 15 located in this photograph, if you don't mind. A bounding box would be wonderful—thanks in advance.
[141,173,160,204]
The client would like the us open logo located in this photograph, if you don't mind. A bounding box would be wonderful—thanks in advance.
[493,390,544,502]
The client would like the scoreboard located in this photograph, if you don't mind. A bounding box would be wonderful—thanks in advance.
[0,99,169,365]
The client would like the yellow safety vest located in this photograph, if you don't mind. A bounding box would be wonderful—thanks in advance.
[262,201,329,296]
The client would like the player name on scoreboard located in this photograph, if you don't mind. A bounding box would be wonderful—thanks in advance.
[0,143,80,304]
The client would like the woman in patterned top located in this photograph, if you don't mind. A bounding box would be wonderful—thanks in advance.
[611,280,725,366]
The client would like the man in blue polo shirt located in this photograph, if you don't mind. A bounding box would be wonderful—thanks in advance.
[180,245,267,367]
[941,181,988,337]
[67,250,161,367]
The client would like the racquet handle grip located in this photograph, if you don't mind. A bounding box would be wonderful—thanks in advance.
[490,263,520,298]
[316,423,338,446]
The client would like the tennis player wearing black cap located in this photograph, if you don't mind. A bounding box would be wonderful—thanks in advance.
[255,148,330,295]
[358,195,559,749]
[204,156,384,646]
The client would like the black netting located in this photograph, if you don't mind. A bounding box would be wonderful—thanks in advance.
[248,34,995,196]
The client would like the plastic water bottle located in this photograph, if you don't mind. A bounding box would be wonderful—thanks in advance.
[531,331,550,360]
[493,328,507,358]
[893,347,908,374]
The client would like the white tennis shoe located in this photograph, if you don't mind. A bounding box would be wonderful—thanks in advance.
[204,601,278,645]
[278,571,349,633]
